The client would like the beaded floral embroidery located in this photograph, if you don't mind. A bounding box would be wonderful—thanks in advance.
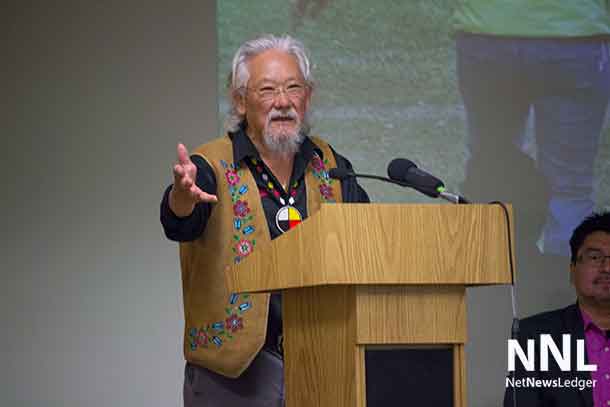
[310,153,336,202]
[188,293,252,350]
[186,159,258,351]
[220,159,257,265]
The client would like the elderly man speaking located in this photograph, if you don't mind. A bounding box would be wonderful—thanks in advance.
[160,34,369,406]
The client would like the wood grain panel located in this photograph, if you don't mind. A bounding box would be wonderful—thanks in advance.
[454,344,467,407]
[283,286,361,407]
[356,285,467,344]
[355,346,366,407]
[226,204,513,294]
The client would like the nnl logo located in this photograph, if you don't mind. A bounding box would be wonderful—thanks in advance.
[508,334,597,372]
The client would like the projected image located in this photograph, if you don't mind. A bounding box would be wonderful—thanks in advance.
[217,0,610,259]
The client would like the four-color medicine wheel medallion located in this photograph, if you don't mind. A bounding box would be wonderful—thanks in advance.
[275,198,302,233]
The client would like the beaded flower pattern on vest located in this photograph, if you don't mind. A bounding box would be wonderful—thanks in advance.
[188,159,257,351]
[188,293,252,350]
[221,159,257,265]
[310,152,336,202]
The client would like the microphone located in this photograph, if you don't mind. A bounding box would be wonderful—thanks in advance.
[387,158,444,198]
[329,161,469,204]
[386,158,470,204]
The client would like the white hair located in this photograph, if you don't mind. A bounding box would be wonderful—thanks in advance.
[224,34,314,133]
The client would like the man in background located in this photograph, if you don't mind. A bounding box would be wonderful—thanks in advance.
[505,212,610,406]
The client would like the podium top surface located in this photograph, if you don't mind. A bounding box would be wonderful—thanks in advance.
[225,203,513,293]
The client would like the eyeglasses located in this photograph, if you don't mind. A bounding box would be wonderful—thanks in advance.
[578,250,610,267]
[245,81,307,103]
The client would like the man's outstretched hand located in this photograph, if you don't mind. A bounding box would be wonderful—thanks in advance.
[169,143,218,217]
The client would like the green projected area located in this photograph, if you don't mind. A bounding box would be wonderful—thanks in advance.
[217,0,609,208]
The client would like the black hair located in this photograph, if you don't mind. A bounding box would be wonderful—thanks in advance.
[569,211,610,263]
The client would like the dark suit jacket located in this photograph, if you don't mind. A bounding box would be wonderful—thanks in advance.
[504,303,594,407]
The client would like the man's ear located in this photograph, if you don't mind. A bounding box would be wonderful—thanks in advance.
[569,262,576,285]
[304,85,313,112]
[234,91,246,116]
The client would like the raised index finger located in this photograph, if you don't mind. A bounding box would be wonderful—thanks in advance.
[177,143,191,165]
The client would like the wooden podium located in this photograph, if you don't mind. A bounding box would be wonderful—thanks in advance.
[226,204,513,407]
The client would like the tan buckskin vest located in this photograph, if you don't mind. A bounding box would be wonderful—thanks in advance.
[179,134,343,378]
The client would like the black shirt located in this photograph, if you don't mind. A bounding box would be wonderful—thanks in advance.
[160,129,369,356]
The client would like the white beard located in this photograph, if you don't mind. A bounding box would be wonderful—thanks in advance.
[263,108,310,154]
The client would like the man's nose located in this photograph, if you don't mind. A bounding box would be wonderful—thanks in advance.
[272,88,291,108]
[602,256,610,271]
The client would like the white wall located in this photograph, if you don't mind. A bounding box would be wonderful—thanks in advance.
[3,1,217,406]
